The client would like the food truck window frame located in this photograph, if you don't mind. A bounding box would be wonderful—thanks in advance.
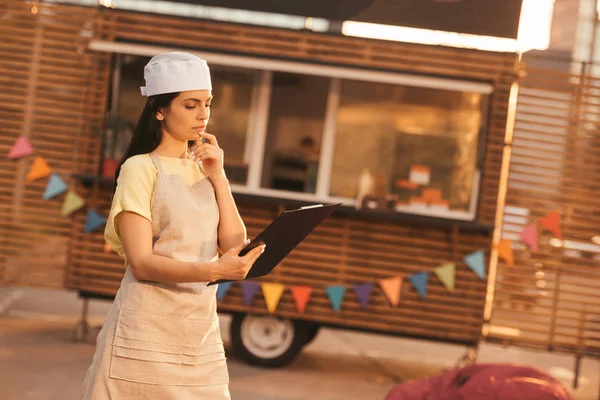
[92,40,494,222]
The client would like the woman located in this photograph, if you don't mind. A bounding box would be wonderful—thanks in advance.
[81,52,265,399]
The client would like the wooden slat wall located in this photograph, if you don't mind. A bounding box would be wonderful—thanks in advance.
[0,1,110,289]
[488,56,600,356]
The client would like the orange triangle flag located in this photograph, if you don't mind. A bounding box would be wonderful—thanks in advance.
[497,239,514,265]
[379,277,402,307]
[26,157,51,182]
[262,283,285,313]
[291,286,312,313]
[540,211,562,238]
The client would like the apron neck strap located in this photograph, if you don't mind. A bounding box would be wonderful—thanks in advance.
[149,152,164,175]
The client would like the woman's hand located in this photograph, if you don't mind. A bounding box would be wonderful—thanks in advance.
[211,241,266,281]
[189,132,225,180]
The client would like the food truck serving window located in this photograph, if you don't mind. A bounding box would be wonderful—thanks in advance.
[330,79,488,219]
[107,49,491,222]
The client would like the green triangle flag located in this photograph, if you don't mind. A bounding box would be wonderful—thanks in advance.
[61,190,85,217]
[434,263,455,291]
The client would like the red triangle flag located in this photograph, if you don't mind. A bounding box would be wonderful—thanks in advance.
[291,286,312,314]
[540,211,562,238]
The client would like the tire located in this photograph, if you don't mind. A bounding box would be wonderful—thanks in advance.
[303,322,320,346]
[230,313,307,368]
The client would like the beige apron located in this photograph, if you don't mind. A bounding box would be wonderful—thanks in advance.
[81,153,230,399]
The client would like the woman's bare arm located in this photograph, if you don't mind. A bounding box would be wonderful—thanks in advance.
[118,211,263,283]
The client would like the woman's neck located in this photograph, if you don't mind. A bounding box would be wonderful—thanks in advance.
[154,133,188,159]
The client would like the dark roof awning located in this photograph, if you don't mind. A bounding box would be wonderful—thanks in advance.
[163,0,524,39]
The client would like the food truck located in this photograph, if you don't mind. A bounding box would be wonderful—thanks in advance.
[3,0,565,368]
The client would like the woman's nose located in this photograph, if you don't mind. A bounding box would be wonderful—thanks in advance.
[197,108,209,120]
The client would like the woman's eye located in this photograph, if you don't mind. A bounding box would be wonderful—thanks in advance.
[206,103,211,108]
[185,105,195,110]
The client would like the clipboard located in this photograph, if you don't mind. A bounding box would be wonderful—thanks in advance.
[208,203,341,286]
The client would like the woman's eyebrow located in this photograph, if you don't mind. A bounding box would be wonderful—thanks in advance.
[183,97,213,102]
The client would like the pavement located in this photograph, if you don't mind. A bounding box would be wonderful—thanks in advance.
[0,286,598,400]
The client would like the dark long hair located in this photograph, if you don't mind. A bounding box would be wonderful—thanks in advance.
[113,92,180,191]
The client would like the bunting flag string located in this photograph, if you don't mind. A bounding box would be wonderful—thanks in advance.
[8,135,110,235]
[514,211,563,256]
[215,247,494,313]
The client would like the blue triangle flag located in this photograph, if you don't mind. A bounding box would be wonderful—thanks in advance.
[43,173,68,200]
[84,209,106,233]
[464,250,486,280]
[326,285,346,312]
[216,282,233,301]
[409,272,428,300]
[353,283,372,309]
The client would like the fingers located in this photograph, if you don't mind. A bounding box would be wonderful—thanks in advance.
[198,132,218,146]
[240,244,265,263]
[247,247,265,267]
[229,239,250,256]
[239,245,265,278]
[189,144,221,162]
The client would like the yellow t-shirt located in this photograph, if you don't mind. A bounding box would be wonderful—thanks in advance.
[104,154,206,258]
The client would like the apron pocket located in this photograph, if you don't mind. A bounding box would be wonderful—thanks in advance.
[109,309,229,386]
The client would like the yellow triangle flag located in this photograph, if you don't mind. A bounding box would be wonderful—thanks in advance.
[434,263,455,291]
[26,157,51,182]
[379,277,402,307]
[497,239,514,265]
[61,191,85,217]
[262,283,285,313]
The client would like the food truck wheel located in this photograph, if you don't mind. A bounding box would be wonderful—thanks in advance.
[231,313,307,367]
[302,322,320,345]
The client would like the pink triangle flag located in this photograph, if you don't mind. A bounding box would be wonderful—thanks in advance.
[8,136,33,159]
[520,223,539,251]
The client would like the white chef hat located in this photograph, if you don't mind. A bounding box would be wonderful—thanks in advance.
[140,52,212,97]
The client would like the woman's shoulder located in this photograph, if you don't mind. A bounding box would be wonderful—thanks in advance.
[123,154,154,168]
[121,154,156,171]
[117,154,157,187]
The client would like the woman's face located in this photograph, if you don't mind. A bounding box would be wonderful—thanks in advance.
[158,90,212,142]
